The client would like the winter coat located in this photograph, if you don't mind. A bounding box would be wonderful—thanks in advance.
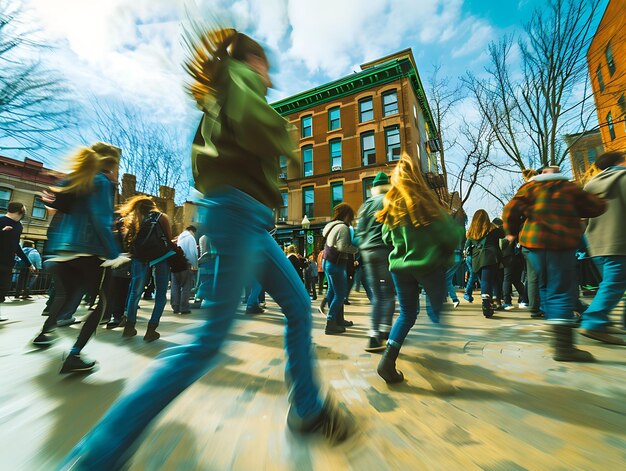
[177,230,198,269]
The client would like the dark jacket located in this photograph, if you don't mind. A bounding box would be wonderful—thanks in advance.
[355,194,387,251]
[0,216,30,268]
[466,227,505,272]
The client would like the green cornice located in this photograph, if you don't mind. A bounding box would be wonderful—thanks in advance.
[270,58,437,139]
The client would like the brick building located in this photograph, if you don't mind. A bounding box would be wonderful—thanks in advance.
[588,0,626,152]
[564,130,604,181]
[271,49,441,252]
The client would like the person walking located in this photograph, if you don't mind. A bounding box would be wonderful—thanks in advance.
[286,245,306,281]
[355,171,395,352]
[171,225,198,315]
[503,166,606,361]
[119,195,174,341]
[465,210,505,318]
[304,254,318,300]
[14,240,41,299]
[579,151,626,344]
[321,203,358,335]
[316,248,325,296]
[444,211,466,309]
[0,202,34,321]
[31,143,128,373]
[59,26,350,471]
[375,155,462,383]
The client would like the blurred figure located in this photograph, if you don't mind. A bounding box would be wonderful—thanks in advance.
[0,202,34,321]
[503,163,606,361]
[171,225,198,314]
[286,244,306,281]
[356,171,394,352]
[316,248,325,295]
[520,168,541,317]
[101,216,131,329]
[304,254,318,300]
[59,26,350,471]
[322,203,358,335]
[14,240,41,299]
[119,195,173,341]
[375,155,462,383]
[465,210,505,318]
[444,211,466,309]
[31,143,127,374]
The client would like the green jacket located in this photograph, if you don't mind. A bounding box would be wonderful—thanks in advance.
[355,194,386,251]
[191,59,297,208]
[382,213,463,275]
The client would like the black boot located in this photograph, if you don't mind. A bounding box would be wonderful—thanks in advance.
[325,319,346,335]
[122,321,137,337]
[144,323,160,342]
[553,325,594,362]
[482,294,494,318]
[377,345,404,383]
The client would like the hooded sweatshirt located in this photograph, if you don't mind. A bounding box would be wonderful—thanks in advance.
[584,166,626,257]
[177,230,198,269]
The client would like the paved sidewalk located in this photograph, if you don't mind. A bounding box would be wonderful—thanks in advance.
[0,293,625,470]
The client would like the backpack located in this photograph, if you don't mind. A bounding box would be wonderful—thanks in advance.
[131,212,171,262]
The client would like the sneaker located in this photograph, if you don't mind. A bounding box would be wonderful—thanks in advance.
[33,332,56,347]
[453,300,460,309]
[245,306,264,315]
[180,310,191,315]
[463,294,474,303]
[341,319,354,327]
[518,302,528,309]
[530,311,544,318]
[287,396,352,445]
[343,300,351,305]
[365,337,386,353]
[0,316,8,322]
[60,354,97,374]
[503,303,515,311]
[57,317,79,327]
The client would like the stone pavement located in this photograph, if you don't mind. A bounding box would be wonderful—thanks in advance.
[0,292,625,470]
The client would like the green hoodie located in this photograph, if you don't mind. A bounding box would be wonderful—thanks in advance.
[191,58,297,208]
[382,213,463,275]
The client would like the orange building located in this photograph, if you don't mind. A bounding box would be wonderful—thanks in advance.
[564,130,604,181]
[588,0,626,152]
[270,49,442,250]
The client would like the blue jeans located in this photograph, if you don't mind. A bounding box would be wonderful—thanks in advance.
[387,266,446,349]
[582,255,626,331]
[126,258,170,325]
[246,280,264,310]
[361,248,395,337]
[464,256,478,298]
[445,260,462,302]
[479,264,498,297]
[323,258,348,322]
[60,187,323,470]
[525,249,577,323]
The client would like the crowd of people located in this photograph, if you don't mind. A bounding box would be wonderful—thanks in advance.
[0,24,624,471]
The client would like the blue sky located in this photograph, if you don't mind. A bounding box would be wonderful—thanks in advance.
[18,0,609,215]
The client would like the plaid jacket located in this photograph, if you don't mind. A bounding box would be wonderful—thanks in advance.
[503,175,606,250]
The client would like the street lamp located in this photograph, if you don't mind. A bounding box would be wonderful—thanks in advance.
[301,215,310,230]
[301,215,312,256]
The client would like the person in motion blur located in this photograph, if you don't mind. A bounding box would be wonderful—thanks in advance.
[375,155,462,383]
[171,225,198,314]
[59,25,351,471]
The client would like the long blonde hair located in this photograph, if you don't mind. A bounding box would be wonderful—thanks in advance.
[466,209,495,240]
[182,23,268,107]
[376,154,444,229]
[54,142,120,195]
[118,195,158,247]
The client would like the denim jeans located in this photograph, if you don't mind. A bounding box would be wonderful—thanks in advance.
[522,248,540,312]
[478,264,498,297]
[445,260,462,302]
[361,248,395,337]
[323,258,348,322]
[59,187,322,471]
[387,266,446,349]
[126,258,170,325]
[464,256,478,298]
[582,255,626,331]
[245,280,264,309]
[525,249,577,323]
[171,268,194,312]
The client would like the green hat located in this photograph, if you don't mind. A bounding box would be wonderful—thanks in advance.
[372,172,389,187]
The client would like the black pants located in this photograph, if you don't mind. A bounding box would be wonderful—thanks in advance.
[304,275,317,299]
[317,272,325,294]
[15,268,31,297]
[0,265,12,303]
[503,256,528,305]
[42,257,106,352]
[103,274,130,322]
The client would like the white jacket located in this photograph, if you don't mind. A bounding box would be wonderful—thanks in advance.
[177,230,198,269]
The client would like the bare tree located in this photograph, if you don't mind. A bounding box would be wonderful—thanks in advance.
[0,1,74,155]
[465,0,602,170]
[427,64,464,187]
[90,100,189,202]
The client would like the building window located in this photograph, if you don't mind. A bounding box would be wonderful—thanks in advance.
[330,182,343,209]
[362,177,375,201]
[619,94,626,117]
[385,125,401,161]
[279,191,288,220]
[302,186,314,217]
[0,187,11,211]
[359,97,374,122]
[382,90,398,116]
[587,148,597,165]
[597,65,605,92]
[302,145,313,177]
[32,196,46,219]
[330,139,342,171]
[328,106,341,130]
[607,111,616,140]
[361,131,376,166]
[279,155,288,179]
[301,115,312,138]
[606,42,616,76]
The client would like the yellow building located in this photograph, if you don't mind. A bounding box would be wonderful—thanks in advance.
[564,130,604,181]
[588,0,626,151]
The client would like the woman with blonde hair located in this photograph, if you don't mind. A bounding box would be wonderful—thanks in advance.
[60,25,350,470]
[465,209,505,318]
[118,195,173,341]
[32,143,128,374]
[375,155,462,384]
